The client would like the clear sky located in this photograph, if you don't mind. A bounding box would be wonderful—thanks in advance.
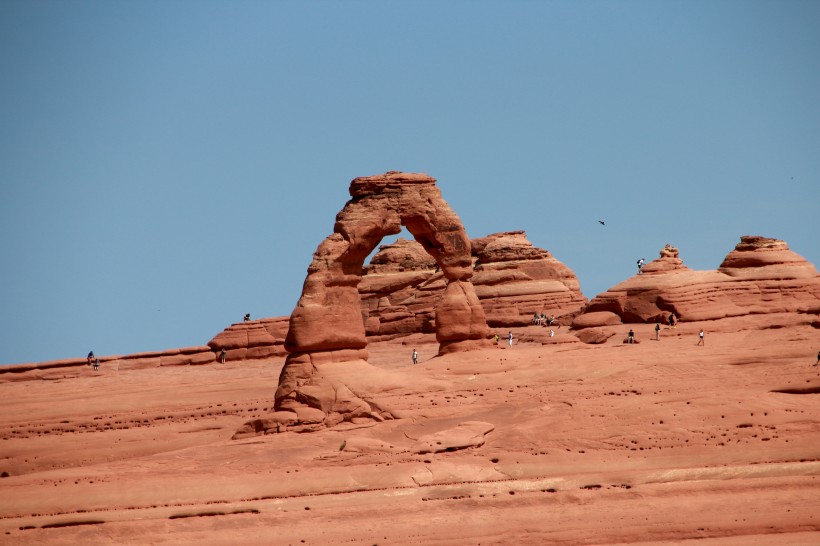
[1,1,818,365]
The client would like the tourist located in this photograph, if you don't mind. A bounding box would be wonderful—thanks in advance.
[87,351,94,367]
[669,313,676,329]
[412,349,418,365]
[220,349,227,364]
[637,258,645,274]
[93,357,100,371]
[654,322,660,341]
[627,329,635,344]
[697,329,705,346]
[531,312,540,325]
[243,313,251,322]
[508,331,513,348]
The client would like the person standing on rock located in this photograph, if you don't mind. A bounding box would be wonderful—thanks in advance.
[412,349,418,365]
[508,331,513,348]
[219,349,227,364]
[637,258,645,274]
[627,329,635,344]
[697,329,705,346]
[87,351,94,367]
[668,313,676,329]
[654,322,661,341]
[93,357,100,371]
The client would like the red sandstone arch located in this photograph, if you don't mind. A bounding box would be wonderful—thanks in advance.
[272,172,490,427]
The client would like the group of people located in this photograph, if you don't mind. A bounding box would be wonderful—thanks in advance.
[86,351,99,371]
[623,317,704,345]
[531,312,556,327]
[491,331,517,347]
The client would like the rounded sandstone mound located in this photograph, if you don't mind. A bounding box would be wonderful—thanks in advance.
[572,236,820,336]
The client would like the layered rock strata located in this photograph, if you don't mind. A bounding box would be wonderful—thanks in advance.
[471,231,587,326]
[207,317,288,361]
[573,237,820,336]
[360,231,587,337]
[271,172,491,430]
[0,346,217,382]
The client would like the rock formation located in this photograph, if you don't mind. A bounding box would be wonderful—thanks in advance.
[572,236,820,339]
[207,317,288,361]
[0,346,217,381]
[471,231,587,326]
[360,231,587,338]
[271,172,492,430]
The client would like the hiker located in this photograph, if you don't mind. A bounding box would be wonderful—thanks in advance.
[412,349,418,365]
[508,331,514,348]
[219,349,227,364]
[627,329,635,344]
[243,313,251,322]
[637,258,645,274]
[546,315,555,327]
[654,322,660,341]
[697,329,705,346]
[531,312,540,325]
[668,313,676,329]
[493,334,499,344]
[87,351,94,367]
[93,357,100,371]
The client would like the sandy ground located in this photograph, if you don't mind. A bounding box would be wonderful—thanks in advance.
[1,322,819,545]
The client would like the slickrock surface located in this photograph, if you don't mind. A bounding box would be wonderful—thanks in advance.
[1,325,819,544]
[574,237,820,334]
[0,347,218,381]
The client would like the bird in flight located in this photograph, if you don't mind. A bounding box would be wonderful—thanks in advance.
[598,220,606,226]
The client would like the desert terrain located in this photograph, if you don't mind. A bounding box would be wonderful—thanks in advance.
[2,320,819,545]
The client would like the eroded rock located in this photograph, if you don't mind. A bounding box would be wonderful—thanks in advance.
[270,172,492,431]
[573,237,820,337]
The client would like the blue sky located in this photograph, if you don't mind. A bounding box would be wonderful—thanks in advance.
[1,1,818,365]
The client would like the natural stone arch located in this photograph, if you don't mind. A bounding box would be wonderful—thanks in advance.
[272,172,491,429]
